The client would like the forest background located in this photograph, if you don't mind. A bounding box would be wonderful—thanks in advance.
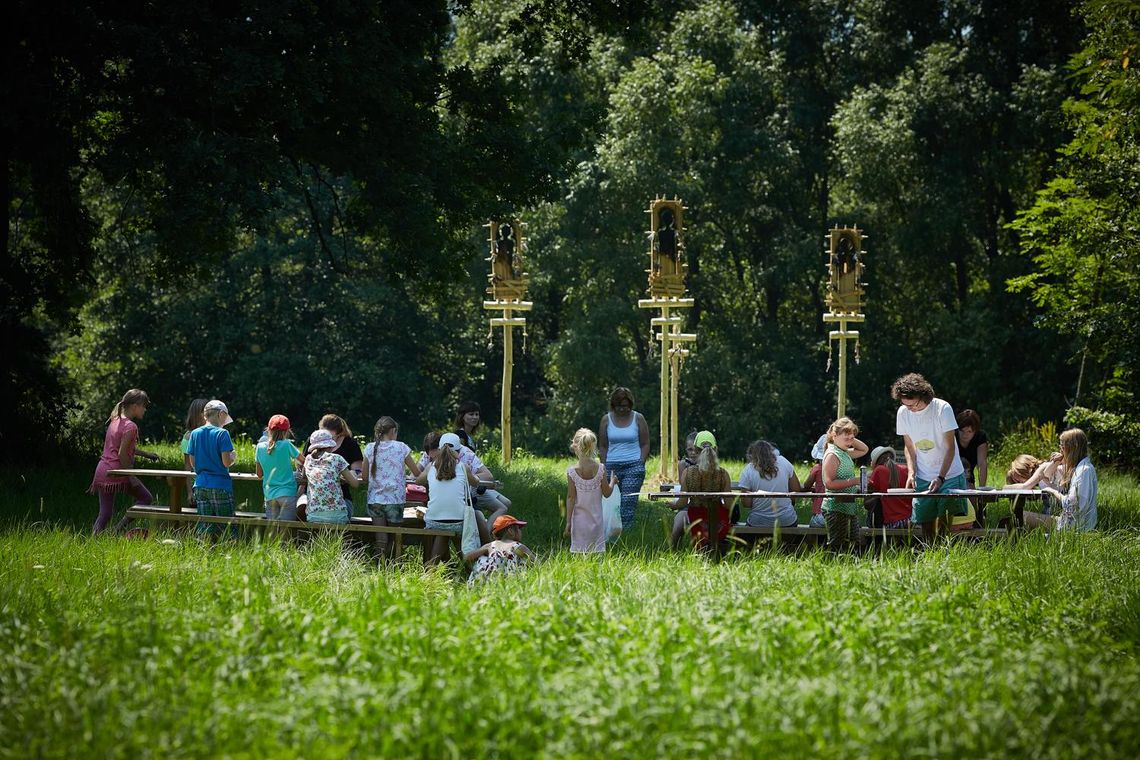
[6,0,1138,464]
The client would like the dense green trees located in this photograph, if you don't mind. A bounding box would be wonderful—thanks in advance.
[7,0,1133,460]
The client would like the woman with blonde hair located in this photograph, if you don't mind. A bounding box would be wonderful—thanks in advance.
[1019,429,1098,532]
[565,428,618,553]
[672,431,732,551]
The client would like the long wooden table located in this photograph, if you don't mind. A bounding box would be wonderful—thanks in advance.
[109,468,260,512]
[647,488,1045,549]
[110,468,497,513]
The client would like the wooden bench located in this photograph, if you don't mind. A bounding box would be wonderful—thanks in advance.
[124,505,461,566]
[729,523,1008,547]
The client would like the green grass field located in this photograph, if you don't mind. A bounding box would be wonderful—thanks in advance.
[2,447,1140,756]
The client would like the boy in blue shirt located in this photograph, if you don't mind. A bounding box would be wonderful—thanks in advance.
[188,399,237,537]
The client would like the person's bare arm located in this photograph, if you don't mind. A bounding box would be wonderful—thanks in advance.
[565,475,577,537]
[976,442,989,487]
[222,450,237,468]
[118,428,137,467]
[823,453,858,490]
[637,413,650,464]
[256,461,264,478]
[902,436,917,490]
[415,469,429,486]
[927,430,957,492]
[601,469,617,498]
[848,438,869,460]
[405,454,422,478]
[463,544,490,564]
[598,415,609,463]
[341,468,361,487]
[789,470,803,493]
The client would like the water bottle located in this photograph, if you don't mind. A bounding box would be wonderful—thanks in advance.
[859,466,868,493]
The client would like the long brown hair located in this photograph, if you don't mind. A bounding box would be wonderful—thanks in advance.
[370,416,399,478]
[435,444,458,481]
[319,414,351,438]
[873,448,902,489]
[183,398,208,433]
[1006,454,1043,485]
[267,427,292,455]
[1059,428,1089,491]
[746,440,778,479]
[108,389,149,424]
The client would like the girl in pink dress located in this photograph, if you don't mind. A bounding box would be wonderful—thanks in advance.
[87,389,158,535]
[565,428,618,553]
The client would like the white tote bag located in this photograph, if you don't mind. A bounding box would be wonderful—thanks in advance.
[601,486,622,542]
[460,471,481,554]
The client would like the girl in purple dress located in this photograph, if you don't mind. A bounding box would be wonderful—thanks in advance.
[88,389,158,535]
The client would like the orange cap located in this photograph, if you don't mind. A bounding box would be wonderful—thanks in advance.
[492,515,527,535]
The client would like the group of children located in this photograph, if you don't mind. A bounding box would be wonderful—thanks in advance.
[659,373,1100,552]
[91,372,1100,567]
[90,391,532,581]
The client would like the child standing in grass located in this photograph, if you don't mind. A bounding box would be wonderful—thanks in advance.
[363,416,422,559]
[88,388,159,535]
[820,417,868,550]
[255,415,300,521]
[188,400,238,537]
[565,428,618,553]
[180,398,208,506]
[466,515,533,584]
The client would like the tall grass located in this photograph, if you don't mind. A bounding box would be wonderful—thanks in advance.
[1,529,1139,756]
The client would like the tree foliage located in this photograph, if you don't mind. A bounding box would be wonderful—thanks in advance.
[9,0,1126,462]
[1009,0,1140,411]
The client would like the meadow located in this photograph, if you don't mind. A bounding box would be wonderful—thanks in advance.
[2,445,1140,757]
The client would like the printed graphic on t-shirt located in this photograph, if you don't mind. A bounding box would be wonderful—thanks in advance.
[914,438,935,452]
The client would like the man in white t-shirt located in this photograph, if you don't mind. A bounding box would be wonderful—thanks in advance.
[891,373,968,539]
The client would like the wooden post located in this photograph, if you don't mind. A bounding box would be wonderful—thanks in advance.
[837,318,848,419]
[823,226,867,420]
[669,334,680,482]
[486,307,529,465]
[501,315,514,462]
[484,218,530,467]
[658,304,671,480]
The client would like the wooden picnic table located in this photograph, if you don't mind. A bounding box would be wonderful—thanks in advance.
[111,468,498,514]
[109,468,260,512]
[647,488,1045,549]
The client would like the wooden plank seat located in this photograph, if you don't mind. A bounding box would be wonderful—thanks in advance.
[124,505,460,565]
[728,523,1008,546]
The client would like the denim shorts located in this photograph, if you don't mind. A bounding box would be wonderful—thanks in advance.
[424,519,463,534]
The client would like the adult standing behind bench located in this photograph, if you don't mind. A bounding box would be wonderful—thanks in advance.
[956,409,989,488]
[598,387,649,530]
[891,373,967,540]
[88,388,159,535]
[187,400,237,538]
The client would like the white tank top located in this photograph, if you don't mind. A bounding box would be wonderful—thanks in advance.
[426,462,468,521]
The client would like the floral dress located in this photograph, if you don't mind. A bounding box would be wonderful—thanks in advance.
[469,540,528,584]
[304,452,349,523]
